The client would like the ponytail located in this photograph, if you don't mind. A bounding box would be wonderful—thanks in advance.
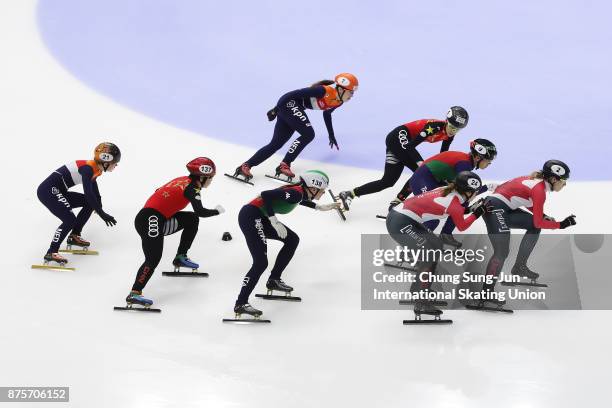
[311,79,335,87]
[529,170,544,180]
[441,183,456,197]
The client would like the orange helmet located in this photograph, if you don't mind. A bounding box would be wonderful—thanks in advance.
[335,73,358,91]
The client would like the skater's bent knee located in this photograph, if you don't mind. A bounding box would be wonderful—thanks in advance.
[252,258,269,272]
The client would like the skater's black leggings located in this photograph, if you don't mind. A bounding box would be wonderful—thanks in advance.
[37,174,93,253]
[353,125,423,197]
[236,204,300,306]
[386,209,443,291]
[246,96,315,168]
[481,197,541,288]
[132,208,200,292]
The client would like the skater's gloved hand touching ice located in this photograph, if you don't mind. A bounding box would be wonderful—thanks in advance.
[214,205,225,214]
[99,211,117,227]
[268,216,287,239]
[315,202,341,211]
[559,214,576,229]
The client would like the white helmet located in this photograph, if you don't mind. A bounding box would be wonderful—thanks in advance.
[300,170,330,190]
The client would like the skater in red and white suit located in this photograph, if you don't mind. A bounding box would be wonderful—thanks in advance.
[481,159,577,290]
[385,171,486,315]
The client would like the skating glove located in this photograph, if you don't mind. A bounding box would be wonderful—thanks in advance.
[99,211,117,227]
[215,205,225,214]
[485,182,498,192]
[267,107,277,121]
[268,215,287,239]
[329,134,339,150]
[469,198,490,218]
[559,214,576,229]
[315,202,341,211]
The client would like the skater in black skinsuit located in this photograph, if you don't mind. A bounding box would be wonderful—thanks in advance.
[36,143,120,265]
[337,106,469,210]
[232,73,358,181]
[232,170,339,318]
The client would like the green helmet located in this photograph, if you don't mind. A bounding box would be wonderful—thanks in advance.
[300,170,330,190]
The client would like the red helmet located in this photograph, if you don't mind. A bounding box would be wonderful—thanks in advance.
[186,157,216,177]
[335,73,359,91]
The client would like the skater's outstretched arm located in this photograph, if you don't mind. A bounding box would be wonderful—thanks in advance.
[92,180,102,204]
[323,107,339,149]
[447,197,478,232]
[78,165,103,214]
[440,137,453,152]
[528,183,561,229]
[299,200,316,209]
[184,181,220,218]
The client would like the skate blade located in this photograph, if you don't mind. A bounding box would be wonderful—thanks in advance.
[224,173,254,186]
[255,293,302,302]
[113,305,161,313]
[501,281,548,288]
[265,174,293,184]
[327,190,347,221]
[59,249,99,255]
[31,264,75,271]
[376,214,387,220]
[384,262,416,271]
[465,304,514,314]
[162,271,209,277]
[403,319,453,325]
[222,318,271,324]
[399,300,448,307]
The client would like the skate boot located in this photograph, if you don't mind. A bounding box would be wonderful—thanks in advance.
[388,198,402,212]
[275,162,295,179]
[481,287,507,307]
[43,252,68,265]
[414,300,443,317]
[440,233,462,248]
[338,190,355,211]
[113,290,159,312]
[67,234,90,249]
[234,303,263,318]
[266,279,293,294]
[235,163,253,180]
[126,290,154,307]
[502,263,547,288]
[172,254,199,271]
[464,285,512,313]
[256,279,301,301]
[511,264,539,281]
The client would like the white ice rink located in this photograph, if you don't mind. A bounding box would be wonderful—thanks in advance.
[1,1,612,407]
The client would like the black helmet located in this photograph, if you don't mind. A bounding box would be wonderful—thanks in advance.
[446,106,469,129]
[454,171,482,194]
[470,138,497,160]
[543,159,570,180]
